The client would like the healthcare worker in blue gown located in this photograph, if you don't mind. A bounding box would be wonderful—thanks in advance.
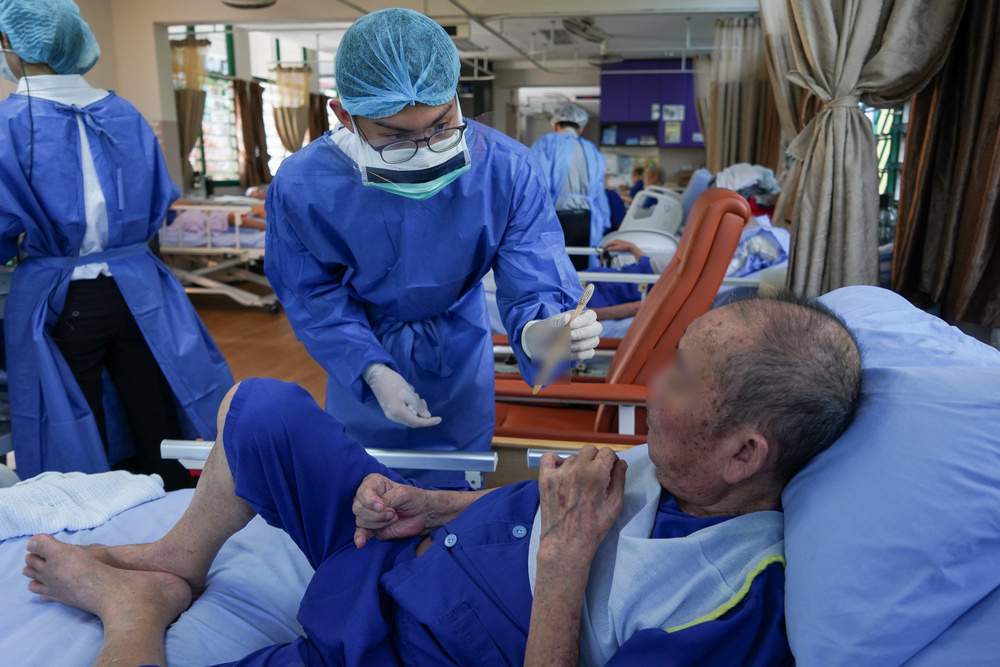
[0,0,233,488]
[530,103,612,270]
[264,9,601,485]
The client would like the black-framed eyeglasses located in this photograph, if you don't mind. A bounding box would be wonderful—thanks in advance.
[361,123,468,165]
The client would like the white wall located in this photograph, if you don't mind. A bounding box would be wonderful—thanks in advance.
[0,0,120,104]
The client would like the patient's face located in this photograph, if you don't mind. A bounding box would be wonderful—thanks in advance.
[646,308,749,506]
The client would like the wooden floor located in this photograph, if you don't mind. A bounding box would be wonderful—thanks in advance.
[191,294,327,406]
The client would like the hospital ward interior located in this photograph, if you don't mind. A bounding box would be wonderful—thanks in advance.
[0,0,999,665]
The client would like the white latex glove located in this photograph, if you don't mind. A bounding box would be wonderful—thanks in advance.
[362,363,442,428]
[523,309,603,362]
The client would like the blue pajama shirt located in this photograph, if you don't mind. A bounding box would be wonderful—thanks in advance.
[213,378,792,666]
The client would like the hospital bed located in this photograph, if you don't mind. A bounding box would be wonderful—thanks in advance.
[159,201,280,313]
[0,287,998,665]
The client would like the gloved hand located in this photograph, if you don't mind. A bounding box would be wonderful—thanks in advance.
[363,363,442,428]
[523,309,603,362]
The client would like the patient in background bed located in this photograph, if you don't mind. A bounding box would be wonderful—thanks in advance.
[589,219,789,329]
[19,295,861,667]
[174,187,268,233]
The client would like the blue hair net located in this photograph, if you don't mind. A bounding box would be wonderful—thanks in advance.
[335,8,459,120]
[0,0,99,75]
[553,104,589,128]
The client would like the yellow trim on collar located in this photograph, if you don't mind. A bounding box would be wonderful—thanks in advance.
[665,554,787,633]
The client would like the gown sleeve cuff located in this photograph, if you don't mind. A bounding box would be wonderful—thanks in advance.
[520,320,540,360]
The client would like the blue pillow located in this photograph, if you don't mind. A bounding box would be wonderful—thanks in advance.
[783,286,1000,666]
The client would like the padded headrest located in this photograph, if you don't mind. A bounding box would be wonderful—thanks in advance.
[783,286,1000,665]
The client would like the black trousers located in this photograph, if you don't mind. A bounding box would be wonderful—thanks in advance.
[50,275,192,490]
[556,209,592,271]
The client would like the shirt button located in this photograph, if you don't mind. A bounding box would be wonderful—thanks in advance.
[444,534,458,548]
[512,525,527,539]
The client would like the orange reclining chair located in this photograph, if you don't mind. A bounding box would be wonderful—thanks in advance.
[493,188,751,445]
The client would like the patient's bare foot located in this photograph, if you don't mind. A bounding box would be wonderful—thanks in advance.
[22,535,191,629]
[82,542,208,598]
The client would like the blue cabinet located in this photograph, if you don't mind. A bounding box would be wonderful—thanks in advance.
[599,61,703,148]
[599,73,631,123]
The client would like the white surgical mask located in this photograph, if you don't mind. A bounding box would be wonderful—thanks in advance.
[0,50,19,83]
[351,98,471,200]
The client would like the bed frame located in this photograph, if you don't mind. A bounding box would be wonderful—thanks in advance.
[161,203,280,313]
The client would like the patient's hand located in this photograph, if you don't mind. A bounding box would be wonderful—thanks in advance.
[537,446,627,566]
[602,239,646,261]
[353,474,432,548]
[525,447,627,667]
[353,474,496,549]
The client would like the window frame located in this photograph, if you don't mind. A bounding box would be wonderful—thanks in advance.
[173,24,241,187]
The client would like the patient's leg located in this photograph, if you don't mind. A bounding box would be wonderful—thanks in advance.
[87,383,256,595]
[23,534,190,667]
[89,378,406,592]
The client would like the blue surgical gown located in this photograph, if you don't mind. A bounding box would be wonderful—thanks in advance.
[606,188,627,230]
[0,92,233,478]
[216,378,791,666]
[531,132,612,266]
[263,121,580,479]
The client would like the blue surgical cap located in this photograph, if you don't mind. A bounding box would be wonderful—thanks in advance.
[553,104,589,128]
[335,8,459,120]
[0,0,100,75]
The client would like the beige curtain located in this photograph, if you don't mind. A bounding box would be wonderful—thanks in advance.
[770,0,966,296]
[273,66,311,154]
[759,0,804,227]
[693,18,773,174]
[171,39,210,190]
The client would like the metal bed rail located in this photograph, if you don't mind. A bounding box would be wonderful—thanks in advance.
[161,440,498,490]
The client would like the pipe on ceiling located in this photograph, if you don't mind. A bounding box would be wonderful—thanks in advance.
[446,0,554,73]
[335,0,368,15]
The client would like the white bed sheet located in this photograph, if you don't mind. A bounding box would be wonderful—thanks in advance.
[161,227,267,250]
[0,489,312,666]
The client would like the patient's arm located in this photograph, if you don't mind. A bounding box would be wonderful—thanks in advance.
[352,473,495,548]
[593,301,642,322]
[525,447,626,667]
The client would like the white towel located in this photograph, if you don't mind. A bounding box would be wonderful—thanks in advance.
[0,470,165,541]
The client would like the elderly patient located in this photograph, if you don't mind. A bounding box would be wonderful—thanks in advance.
[19,295,861,667]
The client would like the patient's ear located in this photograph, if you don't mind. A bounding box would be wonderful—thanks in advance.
[722,431,771,485]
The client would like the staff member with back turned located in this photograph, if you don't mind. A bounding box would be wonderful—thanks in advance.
[265,9,600,483]
[0,0,233,489]
[531,103,611,269]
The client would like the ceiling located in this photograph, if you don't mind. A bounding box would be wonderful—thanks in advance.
[235,9,753,71]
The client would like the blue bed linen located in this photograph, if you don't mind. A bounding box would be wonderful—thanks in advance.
[161,226,267,250]
[0,489,311,666]
[783,286,1000,666]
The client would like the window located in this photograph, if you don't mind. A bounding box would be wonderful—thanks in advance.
[199,78,241,183]
[864,104,908,245]
[261,82,291,175]
[169,25,240,186]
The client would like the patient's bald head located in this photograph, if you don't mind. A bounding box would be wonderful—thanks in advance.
[710,295,862,482]
[646,293,862,516]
